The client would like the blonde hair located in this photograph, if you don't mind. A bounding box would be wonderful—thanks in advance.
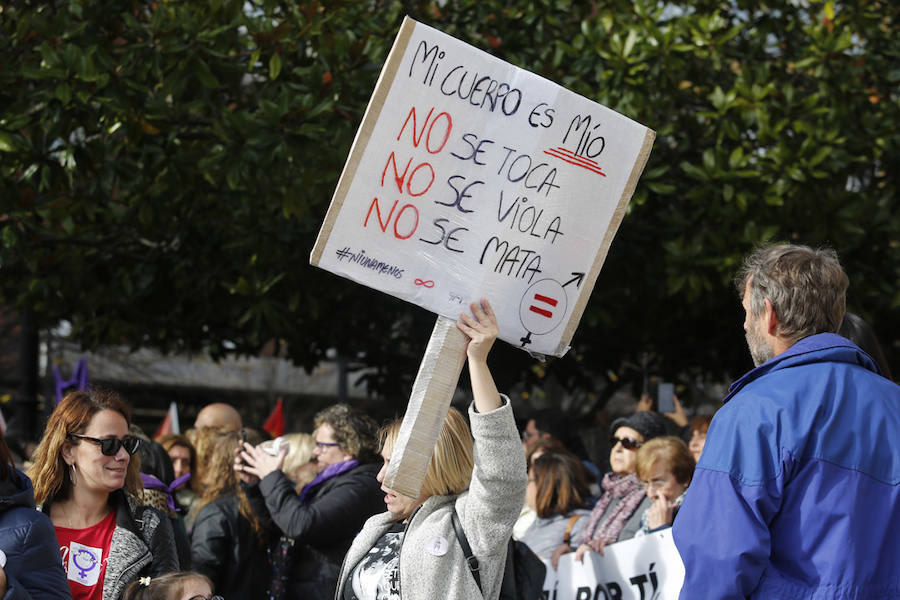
[280,432,316,486]
[28,389,142,505]
[381,408,474,498]
[635,437,695,486]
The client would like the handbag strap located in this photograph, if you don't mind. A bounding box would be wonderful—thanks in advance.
[450,508,482,594]
[563,514,582,546]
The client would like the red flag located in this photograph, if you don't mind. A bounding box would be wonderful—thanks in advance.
[263,398,285,438]
[154,401,181,440]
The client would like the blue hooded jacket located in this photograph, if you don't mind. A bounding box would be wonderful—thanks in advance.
[673,333,900,599]
[0,467,71,600]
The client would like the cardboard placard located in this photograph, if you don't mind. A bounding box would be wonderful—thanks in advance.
[312,17,654,358]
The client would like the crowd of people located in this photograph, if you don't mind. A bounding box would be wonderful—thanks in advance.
[0,243,897,600]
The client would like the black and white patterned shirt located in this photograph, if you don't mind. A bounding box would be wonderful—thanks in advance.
[343,522,404,600]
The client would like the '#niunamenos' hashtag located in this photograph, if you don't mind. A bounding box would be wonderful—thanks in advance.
[334,247,403,280]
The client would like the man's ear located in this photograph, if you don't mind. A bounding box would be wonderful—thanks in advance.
[763,298,780,336]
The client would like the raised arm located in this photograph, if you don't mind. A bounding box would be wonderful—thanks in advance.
[455,299,527,558]
[457,299,502,414]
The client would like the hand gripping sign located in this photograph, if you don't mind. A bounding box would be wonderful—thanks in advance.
[311,17,654,497]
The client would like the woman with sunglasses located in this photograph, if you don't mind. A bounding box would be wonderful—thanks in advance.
[552,411,668,565]
[237,404,384,600]
[28,389,179,600]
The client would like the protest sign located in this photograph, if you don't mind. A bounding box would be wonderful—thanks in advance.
[311,17,654,358]
[311,16,654,497]
[542,530,685,600]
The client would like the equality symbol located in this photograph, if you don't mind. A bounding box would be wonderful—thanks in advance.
[529,293,558,318]
[518,279,568,342]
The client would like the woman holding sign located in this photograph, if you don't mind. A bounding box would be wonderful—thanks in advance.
[336,299,528,600]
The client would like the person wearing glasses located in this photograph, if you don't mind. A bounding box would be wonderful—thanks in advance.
[28,389,179,600]
[552,410,668,564]
[634,437,695,535]
[237,404,383,600]
[122,570,220,600]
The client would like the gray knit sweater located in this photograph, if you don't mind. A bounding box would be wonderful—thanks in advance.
[336,399,527,600]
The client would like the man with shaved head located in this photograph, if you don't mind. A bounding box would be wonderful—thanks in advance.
[194,402,243,431]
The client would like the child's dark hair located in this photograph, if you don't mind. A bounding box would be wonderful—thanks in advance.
[122,571,213,600]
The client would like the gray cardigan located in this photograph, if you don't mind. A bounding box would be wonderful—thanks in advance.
[336,399,527,600]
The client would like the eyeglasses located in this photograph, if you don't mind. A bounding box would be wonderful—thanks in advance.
[642,479,670,491]
[68,434,141,456]
[609,436,643,451]
[314,441,340,450]
[187,596,224,600]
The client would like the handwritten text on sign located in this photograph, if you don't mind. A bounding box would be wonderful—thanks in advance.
[312,18,654,357]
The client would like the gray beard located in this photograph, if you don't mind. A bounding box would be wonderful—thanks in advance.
[746,330,775,367]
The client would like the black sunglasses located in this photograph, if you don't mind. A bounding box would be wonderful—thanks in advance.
[609,435,643,451]
[68,433,141,456]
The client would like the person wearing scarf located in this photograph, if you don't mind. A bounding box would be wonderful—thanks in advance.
[238,405,384,600]
[551,411,669,567]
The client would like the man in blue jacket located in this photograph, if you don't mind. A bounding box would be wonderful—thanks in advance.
[673,244,900,599]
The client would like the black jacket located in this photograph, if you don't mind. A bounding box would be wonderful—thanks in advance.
[190,494,270,600]
[248,462,383,600]
[0,468,70,600]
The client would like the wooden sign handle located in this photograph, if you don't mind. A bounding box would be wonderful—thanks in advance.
[383,315,468,498]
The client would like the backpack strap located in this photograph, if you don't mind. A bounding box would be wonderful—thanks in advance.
[450,508,482,594]
[563,514,582,546]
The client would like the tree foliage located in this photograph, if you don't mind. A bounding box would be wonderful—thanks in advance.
[2,0,897,409]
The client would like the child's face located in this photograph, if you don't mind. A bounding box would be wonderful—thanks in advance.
[181,578,214,600]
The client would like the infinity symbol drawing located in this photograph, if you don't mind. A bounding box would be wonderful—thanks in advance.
[414,279,435,288]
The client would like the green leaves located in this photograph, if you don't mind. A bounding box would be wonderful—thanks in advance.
[0,0,896,404]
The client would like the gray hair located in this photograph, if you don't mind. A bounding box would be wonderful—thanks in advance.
[735,244,848,346]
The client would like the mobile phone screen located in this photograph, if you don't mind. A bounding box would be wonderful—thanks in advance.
[657,382,675,413]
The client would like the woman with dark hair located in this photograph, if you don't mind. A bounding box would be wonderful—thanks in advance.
[237,405,384,600]
[190,427,270,600]
[840,312,893,380]
[27,388,179,599]
[156,434,199,522]
[0,427,70,599]
[687,414,713,463]
[519,450,591,559]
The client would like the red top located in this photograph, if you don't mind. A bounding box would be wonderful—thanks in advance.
[55,510,117,600]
